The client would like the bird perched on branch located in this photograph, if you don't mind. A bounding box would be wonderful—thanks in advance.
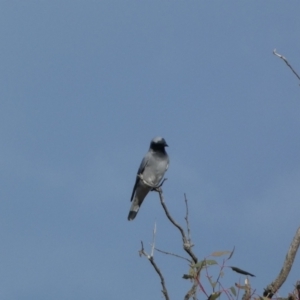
[128,137,169,221]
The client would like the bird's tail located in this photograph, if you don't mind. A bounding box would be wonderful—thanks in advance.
[128,184,150,221]
[128,194,149,220]
[128,210,138,221]
[128,201,141,221]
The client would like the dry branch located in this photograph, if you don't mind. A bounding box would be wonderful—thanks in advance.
[184,281,198,300]
[264,227,300,298]
[156,188,198,264]
[155,247,192,263]
[184,193,192,244]
[273,49,300,83]
[139,241,170,300]
[138,185,300,300]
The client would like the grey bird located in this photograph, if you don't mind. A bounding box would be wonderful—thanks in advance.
[128,137,169,221]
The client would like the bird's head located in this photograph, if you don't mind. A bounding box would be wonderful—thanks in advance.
[150,136,168,151]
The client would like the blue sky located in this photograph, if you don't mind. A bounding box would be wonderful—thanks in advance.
[0,1,299,299]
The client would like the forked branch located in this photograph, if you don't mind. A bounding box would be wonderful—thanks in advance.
[155,188,198,264]
[139,240,170,300]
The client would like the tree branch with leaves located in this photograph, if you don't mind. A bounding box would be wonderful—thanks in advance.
[138,188,299,300]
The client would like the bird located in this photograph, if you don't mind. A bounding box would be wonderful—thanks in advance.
[128,137,169,221]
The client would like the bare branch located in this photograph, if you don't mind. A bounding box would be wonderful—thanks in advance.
[155,247,192,263]
[151,221,156,257]
[214,259,226,292]
[155,187,198,264]
[264,226,300,298]
[273,49,300,83]
[149,257,170,300]
[184,193,192,244]
[196,275,209,297]
[184,280,198,300]
[139,241,170,300]
[218,281,234,300]
[139,241,149,258]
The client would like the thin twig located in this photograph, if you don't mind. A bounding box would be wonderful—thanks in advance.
[213,248,235,292]
[273,49,300,83]
[156,188,198,264]
[139,241,170,300]
[214,258,226,292]
[218,281,234,300]
[149,257,169,300]
[236,278,242,300]
[184,193,192,244]
[155,189,200,299]
[155,247,192,263]
[151,221,156,257]
[196,275,209,297]
[264,226,300,298]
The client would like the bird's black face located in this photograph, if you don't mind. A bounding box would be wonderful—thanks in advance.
[150,137,168,151]
[159,138,168,147]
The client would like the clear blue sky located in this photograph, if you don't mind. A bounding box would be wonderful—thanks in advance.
[0,2,299,299]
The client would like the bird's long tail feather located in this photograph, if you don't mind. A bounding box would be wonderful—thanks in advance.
[128,184,150,221]
[128,209,138,221]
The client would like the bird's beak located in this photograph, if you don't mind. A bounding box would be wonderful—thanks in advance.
[165,143,169,147]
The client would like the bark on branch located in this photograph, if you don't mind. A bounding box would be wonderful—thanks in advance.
[264,226,300,298]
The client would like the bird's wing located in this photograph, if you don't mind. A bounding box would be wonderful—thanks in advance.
[130,154,149,202]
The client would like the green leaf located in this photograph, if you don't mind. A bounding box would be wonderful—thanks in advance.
[211,251,231,257]
[193,260,204,269]
[231,266,255,277]
[230,286,237,296]
[208,292,222,300]
[194,259,218,269]
[206,259,218,266]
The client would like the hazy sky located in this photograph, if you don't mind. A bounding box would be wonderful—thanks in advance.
[0,2,299,299]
